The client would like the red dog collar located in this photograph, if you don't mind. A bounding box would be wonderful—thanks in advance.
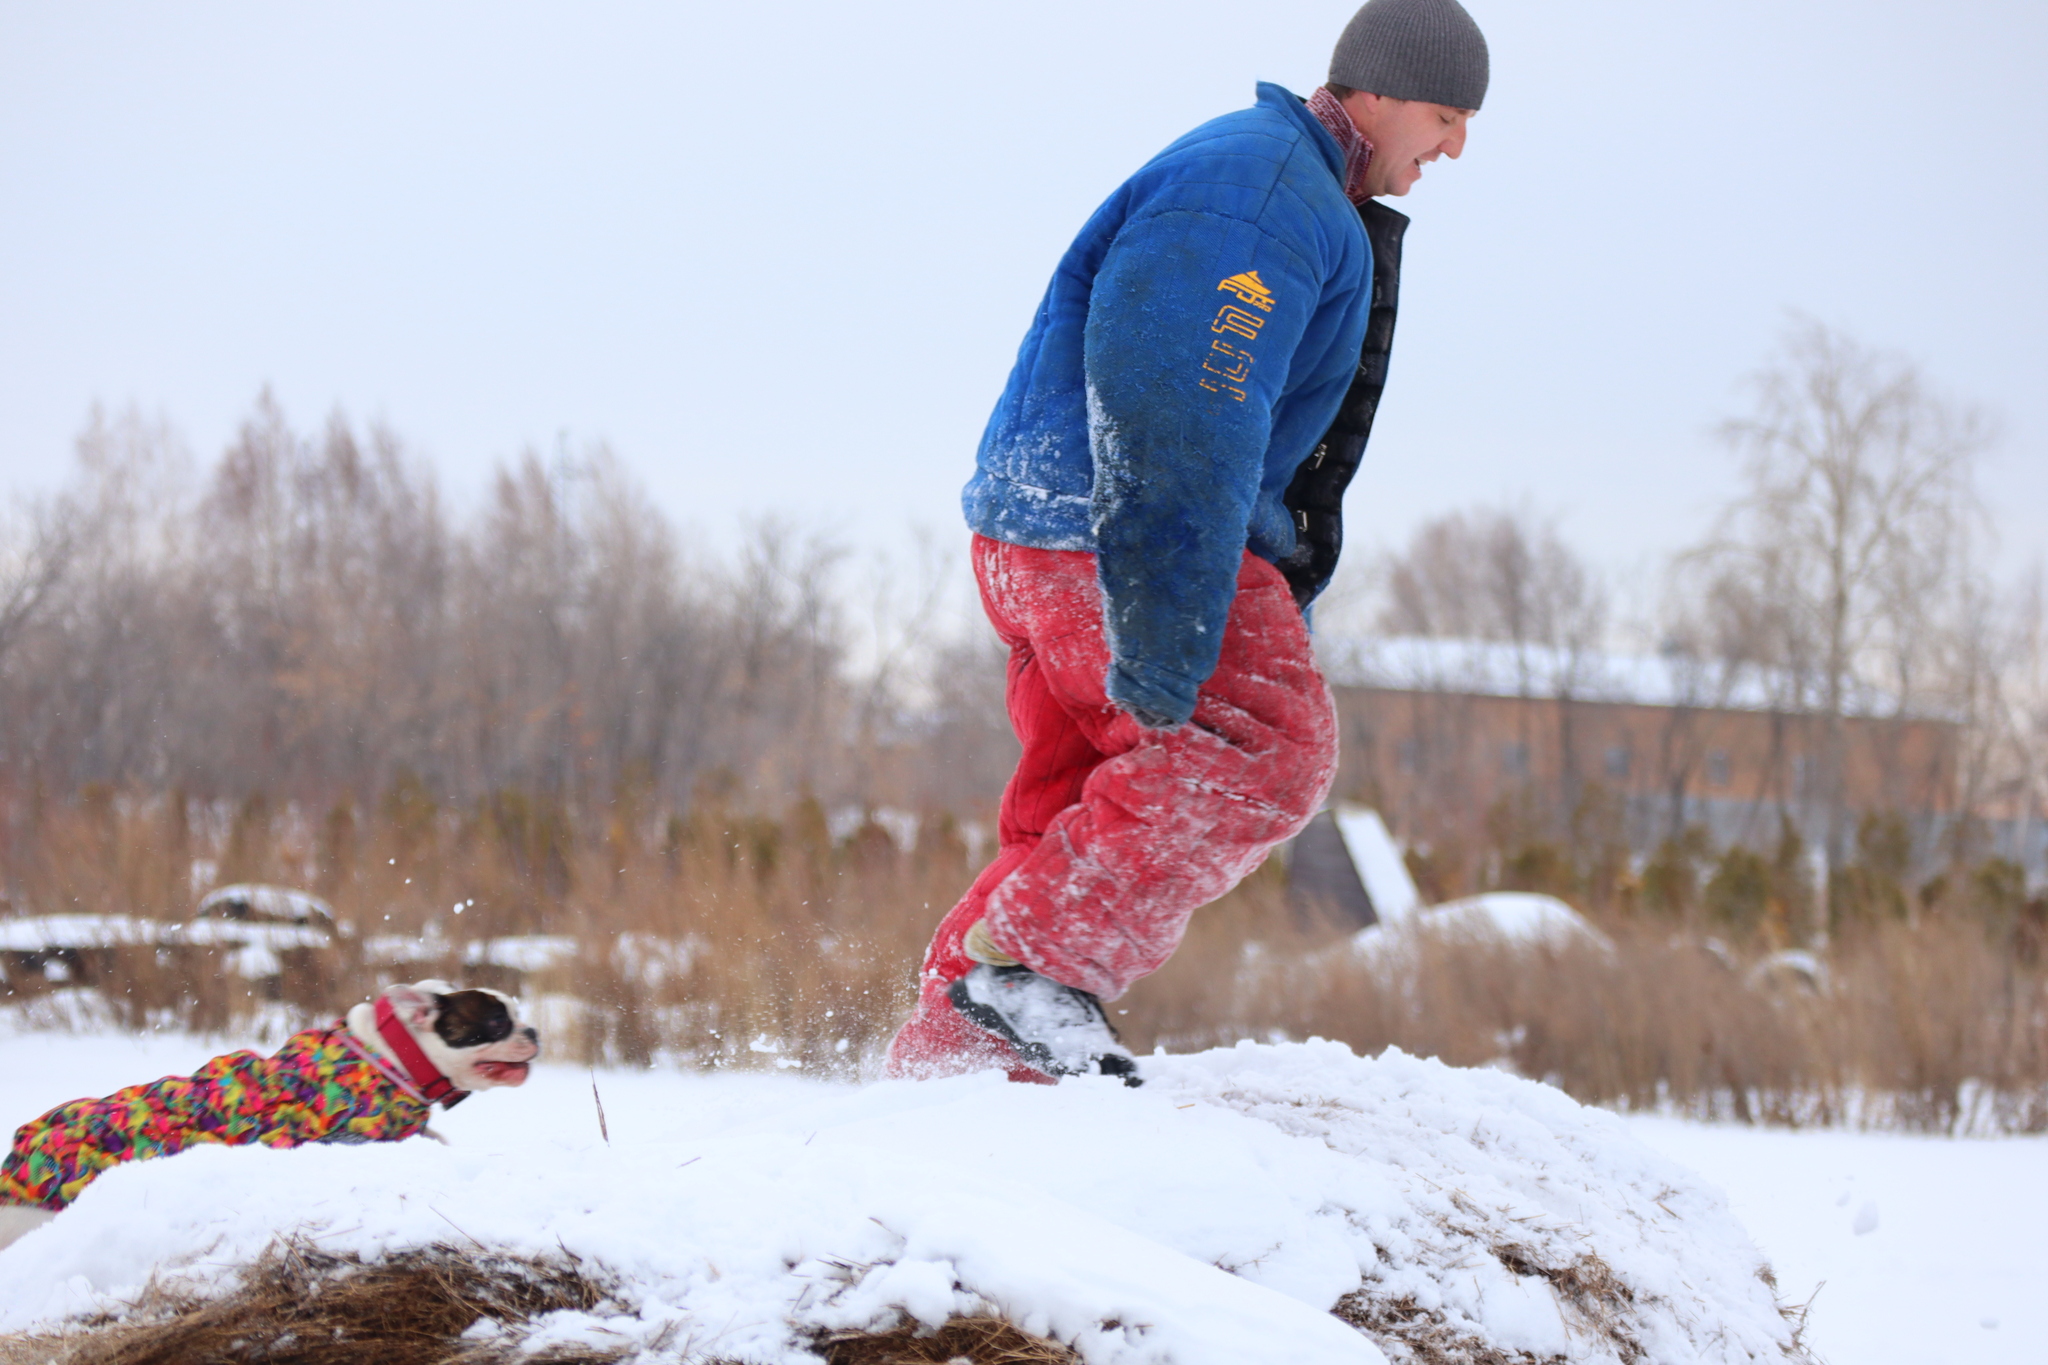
[373,995,470,1108]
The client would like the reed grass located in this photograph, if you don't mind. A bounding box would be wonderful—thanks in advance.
[4,787,2045,1133]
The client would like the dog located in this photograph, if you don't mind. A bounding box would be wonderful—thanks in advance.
[0,981,538,1252]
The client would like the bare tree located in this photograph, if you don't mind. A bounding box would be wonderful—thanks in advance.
[1370,505,1611,842]
[0,509,73,669]
[1926,571,2048,871]
[1692,320,1991,862]
[1379,506,1607,657]
[0,397,887,824]
[2009,575,2048,869]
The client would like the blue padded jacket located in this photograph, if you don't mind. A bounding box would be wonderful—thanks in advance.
[963,82,1375,727]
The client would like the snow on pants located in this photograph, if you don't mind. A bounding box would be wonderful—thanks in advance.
[886,534,1337,1078]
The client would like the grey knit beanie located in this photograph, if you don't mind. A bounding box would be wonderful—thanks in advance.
[1329,0,1490,111]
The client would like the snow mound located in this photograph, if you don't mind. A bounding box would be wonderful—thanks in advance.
[1349,893,1610,968]
[1410,891,1609,949]
[0,1040,1800,1365]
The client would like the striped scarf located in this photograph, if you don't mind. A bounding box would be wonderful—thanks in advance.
[1307,85,1376,204]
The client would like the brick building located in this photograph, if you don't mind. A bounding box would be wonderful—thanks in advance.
[1314,636,1973,868]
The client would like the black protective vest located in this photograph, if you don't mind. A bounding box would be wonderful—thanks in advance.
[1276,199,1408,610]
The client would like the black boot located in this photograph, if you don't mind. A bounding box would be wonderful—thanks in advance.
[948,964,1142,1086]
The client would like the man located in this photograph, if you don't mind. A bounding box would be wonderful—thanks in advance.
[887,0,1488,1084]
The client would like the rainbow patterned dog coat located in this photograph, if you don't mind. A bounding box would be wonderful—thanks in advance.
[0,1025,433,1211]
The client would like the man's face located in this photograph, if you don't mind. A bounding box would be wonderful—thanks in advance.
[1339,91,1473,198]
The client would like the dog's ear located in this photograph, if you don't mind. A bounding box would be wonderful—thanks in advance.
[381,982,439,1031]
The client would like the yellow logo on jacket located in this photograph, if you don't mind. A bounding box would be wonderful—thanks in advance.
[1216,270,1275,312]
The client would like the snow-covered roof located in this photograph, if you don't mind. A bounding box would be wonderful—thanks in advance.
[1330,806,1420,924]
[1315,634,1914,719]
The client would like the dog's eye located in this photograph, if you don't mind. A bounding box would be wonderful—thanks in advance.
[454,1015,516,1047]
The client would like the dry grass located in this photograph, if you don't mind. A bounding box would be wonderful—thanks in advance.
[0,789,961,1073]
[0,1238,1815,1365]
[1336,1289,1554,1365]
[5,790,2047,1132]
[0,1237,1083,1365]
[1333,1244,1647,1365]
[0,1237,629,1365]
[1199,914,2048,1133]
[815,1316,1079,1364]
[1335,1244,1820,1365]
[1098,860,2048,1133]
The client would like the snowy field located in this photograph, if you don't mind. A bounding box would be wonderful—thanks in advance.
[1623,1116,2045,1365]
[0,1028,2038,1364]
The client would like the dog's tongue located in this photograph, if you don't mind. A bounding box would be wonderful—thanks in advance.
[473,1060,531,1086]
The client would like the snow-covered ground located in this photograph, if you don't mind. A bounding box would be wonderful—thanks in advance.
[1624,1116,2045,1365]
[0,1028,2030,1363]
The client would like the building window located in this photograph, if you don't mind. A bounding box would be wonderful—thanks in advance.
[1707,750,1731,787]
[1604,745,1631,780]
[1501,742,1530,777]
[1396,738,1422,774]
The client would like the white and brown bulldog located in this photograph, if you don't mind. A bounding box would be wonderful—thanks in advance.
[346,980,542,1096]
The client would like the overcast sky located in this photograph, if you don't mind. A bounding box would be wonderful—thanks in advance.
[3,0,2043,588]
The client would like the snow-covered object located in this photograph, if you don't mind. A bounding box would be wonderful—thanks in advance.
[175,919,332,952]
[612,933,702,987]
[178,917,331,982]
[1346,893,1607,971]
[363,924,454,965]
[463,934,580,974]
[1330,806,1420,924]
[1415,891,1609,950]
[951,963,1139,1081]
[0,907,329,983]
[1744,950,1828,994]
[827,805,921,854]
[179,889,336,981]
[0,1040,1799,1365]
[0,915,162,951]
[194,884,335,930]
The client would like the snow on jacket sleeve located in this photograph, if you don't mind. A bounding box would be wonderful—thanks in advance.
[1086,208,1323,727]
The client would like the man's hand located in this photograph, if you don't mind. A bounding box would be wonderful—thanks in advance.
[1106,659,1195,731]
[1120,701,1183,731]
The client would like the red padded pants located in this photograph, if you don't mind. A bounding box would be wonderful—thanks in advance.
[885,534,1338,1080]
